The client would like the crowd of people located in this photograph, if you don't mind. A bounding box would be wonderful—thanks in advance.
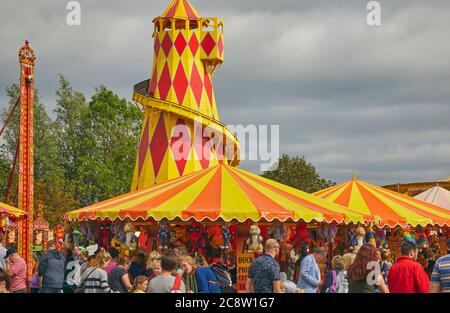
[0,233,234,293]
[1,232,450,293]
[245,239,450,293]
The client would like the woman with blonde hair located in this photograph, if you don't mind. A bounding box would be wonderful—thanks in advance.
[148,259,162,281]
[180,256,198,293]
[78,248,114,293]
[343,252,356,271]
[131,275,148,293]
[321,255,348,293]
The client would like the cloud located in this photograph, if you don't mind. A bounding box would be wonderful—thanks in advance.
[1,0,449,186]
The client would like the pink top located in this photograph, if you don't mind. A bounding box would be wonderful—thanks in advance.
[9,257,27,292]
[105,261,117,273]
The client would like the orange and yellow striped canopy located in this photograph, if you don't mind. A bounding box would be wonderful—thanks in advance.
[159,0,201,20]
[66,165,364,224]
[314,176,450,227]
[0,201,27,218]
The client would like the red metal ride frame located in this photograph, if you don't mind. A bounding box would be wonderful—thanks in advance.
[18,41,35,281]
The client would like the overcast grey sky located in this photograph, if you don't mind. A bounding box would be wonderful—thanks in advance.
[1,0,449,186]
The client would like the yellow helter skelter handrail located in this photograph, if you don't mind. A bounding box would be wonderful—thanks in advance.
[133,90,240,166]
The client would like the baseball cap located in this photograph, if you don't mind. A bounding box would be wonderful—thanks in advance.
[5,248,17,258]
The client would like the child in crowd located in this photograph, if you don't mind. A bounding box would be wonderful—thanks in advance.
[131,275,148,293]
[380,248,392,285]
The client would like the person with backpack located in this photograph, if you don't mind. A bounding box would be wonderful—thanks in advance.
[321,255,348,293]
[147,253,185,293]
[194,254,221,293]
[78,249,114,293]
[210,252,235,293]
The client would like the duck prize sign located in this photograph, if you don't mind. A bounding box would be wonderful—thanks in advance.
[236,225,254,292]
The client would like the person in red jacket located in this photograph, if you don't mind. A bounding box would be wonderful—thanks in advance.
[388,241,429,293]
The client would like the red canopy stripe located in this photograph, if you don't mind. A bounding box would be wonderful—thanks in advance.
[355,181,406,226]
[181,165,222,220]
[363,183,448,226]
[227,168,296,221]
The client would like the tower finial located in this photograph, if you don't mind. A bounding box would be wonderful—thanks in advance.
[19,40,36,66]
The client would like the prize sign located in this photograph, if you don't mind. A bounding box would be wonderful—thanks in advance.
[236,225,254,292]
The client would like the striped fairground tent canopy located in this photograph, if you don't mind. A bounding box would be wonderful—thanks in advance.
[414,185,450,210]
[0,201,27,218]
[65,165,365,224]
[314,175,450,227]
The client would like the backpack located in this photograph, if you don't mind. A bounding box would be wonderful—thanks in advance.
[324,270,338,293]
[210,264,232,291]
[324,270,348,293]
[170,276,182,293]
[336,271,348,294]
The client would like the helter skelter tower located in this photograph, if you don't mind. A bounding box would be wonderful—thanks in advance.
[131,0,240,190]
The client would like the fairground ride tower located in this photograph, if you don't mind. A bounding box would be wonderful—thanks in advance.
[131,0,240,190]
[18,41,35,279]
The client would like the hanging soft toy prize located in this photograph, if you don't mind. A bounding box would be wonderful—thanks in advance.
[377,228,387,248]
[124,222,136,249]
[291,222,309,248]
[221,223,231,250]
[246,224,264,254]
[158,222,170,250]
[402,225,415,244]
[208,225,224,250]
[366,224,376,247]
[187,221,207,255]
[348,227,358,248]
[98,222,111,249]
[415,226,429,249]
[268,221,287,242]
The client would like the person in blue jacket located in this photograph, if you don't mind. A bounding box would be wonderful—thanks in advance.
[297,247,327,293]
[193,255,220,293]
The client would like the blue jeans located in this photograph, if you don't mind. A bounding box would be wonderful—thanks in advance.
[39,287,62,293]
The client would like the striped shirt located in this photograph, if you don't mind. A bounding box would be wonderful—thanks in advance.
[79,267,114,293]
[431,254,450,293]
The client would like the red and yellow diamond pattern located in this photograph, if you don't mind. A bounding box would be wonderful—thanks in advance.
[132,0,235,190]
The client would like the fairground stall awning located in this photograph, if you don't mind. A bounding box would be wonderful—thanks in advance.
[66,165,365,224]
[0,201,27,218]
[313,175,450,227]
[414,185,450,210]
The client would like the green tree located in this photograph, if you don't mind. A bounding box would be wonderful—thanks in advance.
[71,85,142,205]
[262,154,335,193]
[54,75,88,182]
[0,155,11,199]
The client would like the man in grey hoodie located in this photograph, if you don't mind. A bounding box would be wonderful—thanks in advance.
[38,240,66,293]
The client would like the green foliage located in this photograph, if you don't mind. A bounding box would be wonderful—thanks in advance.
[69,85,142,205]
[0,75,143,227]
[261,154,335,193]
